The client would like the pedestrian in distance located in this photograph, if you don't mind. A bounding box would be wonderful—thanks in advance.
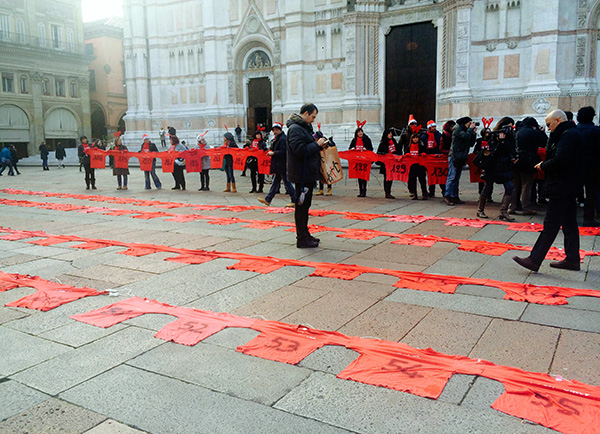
[39,141,49,170]
[513,109,584,272]
[0,144,15,176]
[55,142,66,168]
[9,144,20,175]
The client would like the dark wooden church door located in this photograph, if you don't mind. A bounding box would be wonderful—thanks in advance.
[385,22,438,131]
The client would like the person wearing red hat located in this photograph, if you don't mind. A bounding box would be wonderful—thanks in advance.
[140,135,162,190]
[245,131,267,193]
[406,133,428,200]
[400,114,417,155]
[420,120,445,197]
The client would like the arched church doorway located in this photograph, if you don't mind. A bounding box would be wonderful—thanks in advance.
[247,77,272,137]
[385,22,437,130]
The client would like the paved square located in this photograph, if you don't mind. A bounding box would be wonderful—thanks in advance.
[0,165,597,433]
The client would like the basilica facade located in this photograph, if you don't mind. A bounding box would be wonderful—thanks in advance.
[121,0,600,146]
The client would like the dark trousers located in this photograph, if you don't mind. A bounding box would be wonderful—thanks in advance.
[529,197,580,265]
[358,179,367,195]
[250,169,264,191]
[583,171,600,221]
[200,169,210,189]
[294,181,315,240]
[407,164,427,196]
[266,172,295,203]
[84,165,95,187]
[173,165,186,189]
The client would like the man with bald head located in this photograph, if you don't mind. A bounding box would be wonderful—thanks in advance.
[513,109,584,272]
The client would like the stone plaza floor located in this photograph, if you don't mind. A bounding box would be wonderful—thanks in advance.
[0,163,598,434]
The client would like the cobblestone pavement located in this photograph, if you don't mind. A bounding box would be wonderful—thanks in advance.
[0,165,598,434]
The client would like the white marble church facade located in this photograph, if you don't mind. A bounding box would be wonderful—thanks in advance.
[121,0,600,146]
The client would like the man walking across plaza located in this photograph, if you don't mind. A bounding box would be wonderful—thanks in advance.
[513,109,584,272]
[258,122,296,208]
[286,103,327,248]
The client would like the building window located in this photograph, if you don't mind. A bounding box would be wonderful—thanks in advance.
[16,19,26,43]
[56,79,65,96]
[89,69,96,92]
[51,24,62,49]
[2,73,14,93]
[0,14,9,41]
[42,78,50,95]
[85,43,94,56]
[70,81,77,97]
[38,23,46,47]
[20,76,27,93]
[67,29,75,52]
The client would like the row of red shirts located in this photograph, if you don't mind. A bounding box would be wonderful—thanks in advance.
[86,147,547,183]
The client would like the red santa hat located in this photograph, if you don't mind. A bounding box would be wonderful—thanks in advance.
[427,120,436,128]
[408,114,417,125]
[142,134,149,140]
[272,122,283,130]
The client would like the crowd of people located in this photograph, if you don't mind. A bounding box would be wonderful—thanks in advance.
[2,102,597,255]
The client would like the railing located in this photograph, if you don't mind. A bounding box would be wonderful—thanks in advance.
[0,31,84,54]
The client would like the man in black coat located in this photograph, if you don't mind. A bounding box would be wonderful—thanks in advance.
[445,117,476,205]
[576,106,600,226]
[286,103,327,248]
[509,117,546,215]
[258,122,295,207]
[513,109,584,272]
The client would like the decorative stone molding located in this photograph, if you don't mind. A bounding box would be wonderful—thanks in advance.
[486,42,497,52]
[532,97,551,114]
[506,39,518,49]
[576,36,586,76]
[30,71,42,82]
[246,50,271,69]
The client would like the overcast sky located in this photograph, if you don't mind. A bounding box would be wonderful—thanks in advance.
[82,0,123,22]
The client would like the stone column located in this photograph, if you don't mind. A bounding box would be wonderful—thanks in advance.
[29,71,44,156]
[342,1,385,127]
[440,0,474,115]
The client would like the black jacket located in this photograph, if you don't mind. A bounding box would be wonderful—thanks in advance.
[541,121,584,199]
[269,132,288,174]
[450,124,476,162]
[39,144,49,159]
[286,114,320,183]
[139,141,159,153]
[420,130,442,154]
[376,136,401,174]
[515,125,546,172]
[576,122,600,170]
[348,134,373,152]
[55,145,66,160]
[482,133,516,183]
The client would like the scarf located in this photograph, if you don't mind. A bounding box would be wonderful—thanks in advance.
[251,139,260,150]
[410,141,420,155]
[142,142,150,152]
[356,137,364,151]
[388,139,395,154]
[427,131,437,149]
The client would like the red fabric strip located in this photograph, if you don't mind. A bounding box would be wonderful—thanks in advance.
[0,271,106,311]
[71,296,600,433]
